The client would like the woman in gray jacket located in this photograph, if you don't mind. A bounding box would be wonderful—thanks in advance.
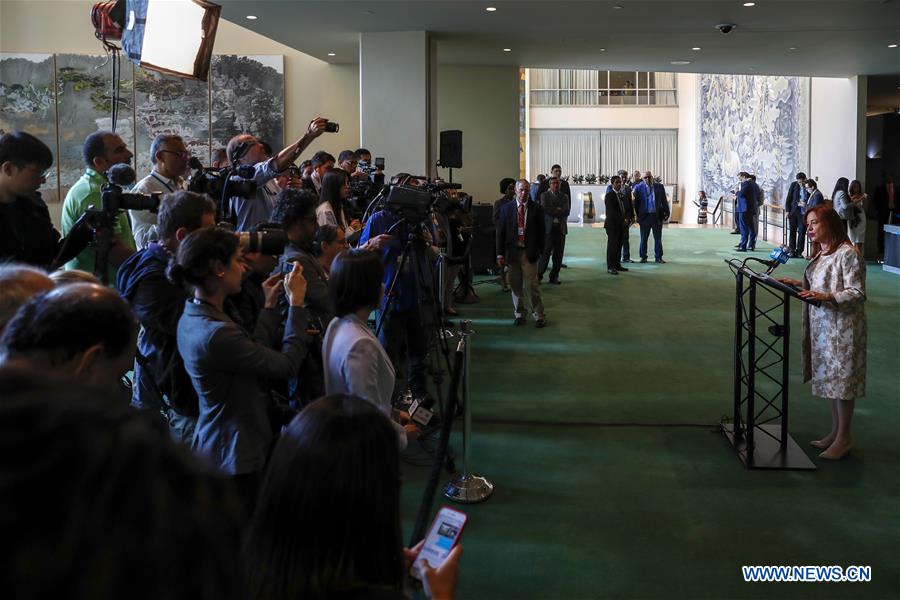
[170,227,309,513]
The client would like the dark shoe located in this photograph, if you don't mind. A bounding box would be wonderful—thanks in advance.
[622,258,634,263]
[734,245,743,249]
[736,248,747,252]
[607,269,619,275]
[640,258,648,263]
[655,258,666,264]
[535,318,546,328]
[549,278,561,285]
[561,264,568,268]
[617,267,629,272]
[514,317,525,326]
[730,230,741,235]
[749,246,756,251]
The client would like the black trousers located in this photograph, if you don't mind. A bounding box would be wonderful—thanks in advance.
[606,225,624,270]
[788,212,806,255]
[538,226,566,280]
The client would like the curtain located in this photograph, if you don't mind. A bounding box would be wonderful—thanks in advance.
[530,129,678,183]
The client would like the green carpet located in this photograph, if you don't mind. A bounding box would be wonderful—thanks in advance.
[400,226,900,599]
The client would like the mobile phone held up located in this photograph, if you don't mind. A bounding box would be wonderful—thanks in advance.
[410,506,467,585]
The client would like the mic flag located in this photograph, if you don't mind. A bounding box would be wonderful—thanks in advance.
[765,245,791,274]
[409,396,436,428]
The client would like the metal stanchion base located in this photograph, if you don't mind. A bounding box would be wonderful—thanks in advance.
[443,474,494,503]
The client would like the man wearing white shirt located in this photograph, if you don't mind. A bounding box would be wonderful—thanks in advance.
[130,134,188,249]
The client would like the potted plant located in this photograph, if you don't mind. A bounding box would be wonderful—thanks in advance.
[572,174,585,185]
[598,174,610,185]
[585,173,597,185]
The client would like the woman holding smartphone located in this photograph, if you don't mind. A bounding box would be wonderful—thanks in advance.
[777,205,866,460]
[244,395,461,599]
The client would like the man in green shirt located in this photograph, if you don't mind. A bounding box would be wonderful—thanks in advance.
[61,131,136,284]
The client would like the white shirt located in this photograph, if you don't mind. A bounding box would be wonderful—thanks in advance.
[130,170,184,249]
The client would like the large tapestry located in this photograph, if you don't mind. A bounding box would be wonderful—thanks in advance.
[0,53,284,203]
[698,75,809,205]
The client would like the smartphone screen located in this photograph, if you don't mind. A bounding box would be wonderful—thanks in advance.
[411,507,467,581]
[375,157,385,170]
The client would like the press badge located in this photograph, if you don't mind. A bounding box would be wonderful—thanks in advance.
[517,226,525,236]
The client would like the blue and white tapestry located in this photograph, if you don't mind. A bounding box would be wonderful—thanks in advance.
[698,75,809,205]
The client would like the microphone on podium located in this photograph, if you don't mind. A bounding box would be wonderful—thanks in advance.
[409,395,436,428]
[764,245,791,275]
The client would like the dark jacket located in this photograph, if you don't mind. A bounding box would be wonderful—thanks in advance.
[604,190,625,230]
[606,183,635,221]
[786,180,805,216]
[117,243,197,416]
[539,190,570,235]
[632,181,670,223]
[0,193,73,267]
[177,301,310,475]
[807,189,824,212]
[539,178,571,202]
[496,199,545,263]
[492,193,513,225]
[278,242,333,326]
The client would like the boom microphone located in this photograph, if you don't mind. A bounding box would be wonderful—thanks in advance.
[106,163,136,186]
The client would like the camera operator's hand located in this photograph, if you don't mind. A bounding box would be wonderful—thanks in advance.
[422,544,462,600]
[361,234,394,252]
[262,273,285,309]
[404,422,422,443]
[496,255,505,269]
[306,117,328,140]
[284,261,308,307]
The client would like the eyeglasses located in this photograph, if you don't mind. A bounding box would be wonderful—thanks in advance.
[23,164,51,178]
[160,150,190,159]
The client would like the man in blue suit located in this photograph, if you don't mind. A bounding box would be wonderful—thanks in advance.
[631,170,670,263]
[785,172,808,257]
[735,172,757,252]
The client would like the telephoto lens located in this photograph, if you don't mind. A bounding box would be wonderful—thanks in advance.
[238,228,287,255]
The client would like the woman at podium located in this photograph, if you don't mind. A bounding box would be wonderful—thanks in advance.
[777,206,866,461]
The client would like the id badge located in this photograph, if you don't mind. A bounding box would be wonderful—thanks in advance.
[517,226,525,237]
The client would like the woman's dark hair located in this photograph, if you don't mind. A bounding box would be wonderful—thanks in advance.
[272,188,319,230]
[244,394,402,600]
[0,131,53,169]
[498,177,516,194]
[0,365,243,600]
[805,205,851,255]
[320,168,349,226]
[831,177,849,199]
[329,249,384,317]
[313,225,339,256]
[167,227,239,292]
[157,191,216,243]
[805,179,818,190]
[848,179,863,196]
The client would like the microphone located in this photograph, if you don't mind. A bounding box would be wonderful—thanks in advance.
[188,156,204,171]
[409,395,436,428]
[764,245,791,275]
[106,163,136,186]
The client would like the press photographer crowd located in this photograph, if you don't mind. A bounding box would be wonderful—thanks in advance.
[0,122,468,599]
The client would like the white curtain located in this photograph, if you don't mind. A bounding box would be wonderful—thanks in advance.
[530,129,678,183]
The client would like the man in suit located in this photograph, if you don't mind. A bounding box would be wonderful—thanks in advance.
[735,172,758,252]
[538,176,570,284]
[604,175,629,275]
[805,179,824,211]
[874,173,896,257]
[606,169,635,263]
[749,174,763,251]
[538,164,572,202]
[493,178,516,292]
[496,179,546,327]
[631,170,671,263]
[785,172,809,257]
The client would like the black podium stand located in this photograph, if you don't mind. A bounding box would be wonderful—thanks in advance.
[723,258,817,470]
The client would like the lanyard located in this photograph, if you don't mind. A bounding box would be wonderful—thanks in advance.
[150,173,175,193]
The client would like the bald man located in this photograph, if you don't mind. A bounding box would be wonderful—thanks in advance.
[631,170,670,263]
[0,283,137,390]
[0,263,54,334]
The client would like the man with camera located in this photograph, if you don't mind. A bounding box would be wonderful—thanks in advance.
[61,131,137,283]
[130,134,190,249]
[338,149,369,182]
[117,191,217,442]
[0,132,90,269]
[226,117,329,232]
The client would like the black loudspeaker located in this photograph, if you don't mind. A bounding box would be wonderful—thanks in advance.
[469,204,496,273]
[439,130,462,169]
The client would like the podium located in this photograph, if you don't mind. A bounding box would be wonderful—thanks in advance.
[723,258,818,470]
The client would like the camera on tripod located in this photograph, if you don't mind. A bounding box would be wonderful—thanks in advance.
[384,177,462,223]
[187,157,256,200]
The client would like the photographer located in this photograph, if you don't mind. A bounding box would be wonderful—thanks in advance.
[359,197,437,398]
[61,131,137,284]
[171,228,310,514]
[0,132,91,269]
[338,149,369,182]
[310,151,335,194]
[117,191,217,442]
[225,117,328,232]
[130,134,190,249]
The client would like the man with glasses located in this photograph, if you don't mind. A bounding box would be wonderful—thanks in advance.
[131,134,190,249]
[338,149,369,182]
[631,170,671,263]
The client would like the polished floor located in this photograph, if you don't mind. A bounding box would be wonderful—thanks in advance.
[400,225,900,599]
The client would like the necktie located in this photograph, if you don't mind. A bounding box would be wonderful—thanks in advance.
[517,202,526,246]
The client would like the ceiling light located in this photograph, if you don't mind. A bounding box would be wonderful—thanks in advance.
[245,15,257,20]
[503,48,511,52]
[671,60,691,65]
[486,6,497,11]
[743,2,755,6]
[890,43,899,48]
[327,53,336,57]
[613,4,624,8]
[789,46,797,50]
[600,48,606,51]
[692,47,701,51]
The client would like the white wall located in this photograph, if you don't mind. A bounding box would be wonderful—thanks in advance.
[676,73,699,224]
[359,31,430,176]
[530,106,679,129]
[435,65,521,204]
[809,77,861,193]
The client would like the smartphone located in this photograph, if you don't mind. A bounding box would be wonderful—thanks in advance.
[411,506,467,582]
[375,157,385,170]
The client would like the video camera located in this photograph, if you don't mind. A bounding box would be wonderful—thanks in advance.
[86,163,160,229]
[384,176,462,222]
[187,157,256,201]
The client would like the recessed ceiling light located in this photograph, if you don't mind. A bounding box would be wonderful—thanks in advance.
[671,60,691,65]
[599,48,606,51]
[613,4,624,8]
[245,15,258,20]
[692,47,702,51]
[789,46,797,50]
[486,6,497,11]
[890,43,899,48]
[327,53,336,57]
[743,2,756,6]
[503,48,511,52]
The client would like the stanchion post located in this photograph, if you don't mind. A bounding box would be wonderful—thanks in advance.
[443,320,494,504]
